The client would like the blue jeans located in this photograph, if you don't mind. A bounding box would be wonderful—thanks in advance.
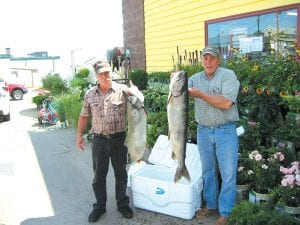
[197,122,238,217]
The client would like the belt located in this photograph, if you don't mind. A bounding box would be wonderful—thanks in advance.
[199,121,235,129]
[94,131,125,139]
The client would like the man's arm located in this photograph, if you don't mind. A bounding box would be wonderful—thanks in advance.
[188,87,233,109]
[76,115,89,150]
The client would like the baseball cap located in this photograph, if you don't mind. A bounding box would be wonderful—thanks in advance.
[93,60,112,74]
[201,46,220,58]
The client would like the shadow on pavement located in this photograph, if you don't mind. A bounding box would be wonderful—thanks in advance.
[19,107,39,119]
[20,127,216,225]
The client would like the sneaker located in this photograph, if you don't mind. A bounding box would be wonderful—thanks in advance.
[88,208,106,222]
[118,206,133,219]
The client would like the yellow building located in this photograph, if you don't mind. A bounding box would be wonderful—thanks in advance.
[143,0,300,72]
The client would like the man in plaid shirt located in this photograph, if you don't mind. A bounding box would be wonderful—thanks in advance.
[76,60,133,222]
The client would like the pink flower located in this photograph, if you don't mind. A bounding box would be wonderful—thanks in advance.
[295,175,300,186]
[248,121,257,126]
[286,175,295,186]
[288,168,295,174]
[280,166,289,174]
[281,178,288,186]
[255,154,262,161]
[249,150,259,160]
[278,154,285,161]
[291,161,299,168]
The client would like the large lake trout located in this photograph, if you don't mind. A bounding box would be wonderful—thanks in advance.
[167,70,191,183]
[123,83,147,163]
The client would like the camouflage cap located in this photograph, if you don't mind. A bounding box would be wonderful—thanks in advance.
[93,60,112,74]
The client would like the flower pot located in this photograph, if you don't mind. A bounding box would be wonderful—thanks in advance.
[295,113,300,128]
[237,184,250,191]
[284,205,300,215]
[236,184,250,203]
[249,190,274,205]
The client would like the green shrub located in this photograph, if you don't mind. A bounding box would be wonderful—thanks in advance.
[128,69,148,90]
[148,72,170,84]
[147,111,168,147]
[178,64,203,77]
[70,78,90,99]
[53,95,68,122]
[32,95,48,108]
[227,201,300,225]
[143,87,168,113]
[70,67,92,100]
[76,68,90,79]
[42,73,68,96]
[63,91,82,127]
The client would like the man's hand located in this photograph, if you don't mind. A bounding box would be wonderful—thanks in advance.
[188,87,201,98]
[76,134,85,151]
[76,116,88,151]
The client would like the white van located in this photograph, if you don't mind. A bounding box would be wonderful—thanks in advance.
[0,84,10,121]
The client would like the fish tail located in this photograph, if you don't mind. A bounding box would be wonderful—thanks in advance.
[174,166,191,183]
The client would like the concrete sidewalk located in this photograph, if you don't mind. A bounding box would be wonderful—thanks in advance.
[39,126,218,225]
[0,90,217,225]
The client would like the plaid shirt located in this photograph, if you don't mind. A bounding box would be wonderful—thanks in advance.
[80,82,127,135]
[188,67,240,127]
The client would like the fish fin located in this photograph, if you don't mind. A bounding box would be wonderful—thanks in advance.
[174,166,191,183]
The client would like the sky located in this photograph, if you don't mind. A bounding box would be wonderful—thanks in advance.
[0,0,123,76]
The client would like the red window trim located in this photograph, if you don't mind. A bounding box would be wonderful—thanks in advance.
[205,3,300,47]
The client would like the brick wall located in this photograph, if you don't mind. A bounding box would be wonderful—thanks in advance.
[122,0,146,70]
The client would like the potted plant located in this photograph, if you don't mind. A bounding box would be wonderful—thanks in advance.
[273,161,300,215]
[248,148,285,203]
[236,152,255,203]
[237,152,255,185]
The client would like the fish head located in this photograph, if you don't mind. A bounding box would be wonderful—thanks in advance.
[123,84,145,109]
[169,70,187,97]
[127,95,144,109]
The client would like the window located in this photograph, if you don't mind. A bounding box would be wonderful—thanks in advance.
[206,5,299,60]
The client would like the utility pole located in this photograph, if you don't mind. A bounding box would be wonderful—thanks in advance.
[70,48,82,78]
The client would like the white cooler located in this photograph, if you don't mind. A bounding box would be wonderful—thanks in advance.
[128,135,203,220]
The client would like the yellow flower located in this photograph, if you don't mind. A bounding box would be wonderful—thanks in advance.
[266,88,271,95]
[252,65,259,71]
[279,91,288,97]
[256,87,264,95]
[287,76,293,81]
[242,56,248,61]
[242,86,249,93]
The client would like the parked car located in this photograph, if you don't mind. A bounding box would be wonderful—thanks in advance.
[0,78,28,100]
[0,86,10,121]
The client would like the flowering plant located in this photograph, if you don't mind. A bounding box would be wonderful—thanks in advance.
[249,148,285,194]
[273,161,300,207]
[237,152,255,185]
